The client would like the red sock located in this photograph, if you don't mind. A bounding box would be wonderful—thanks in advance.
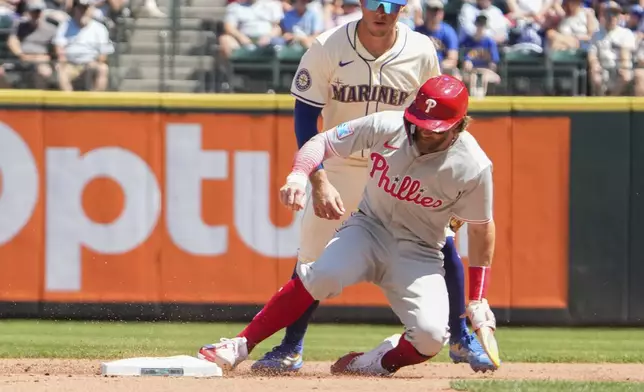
[238,277,314,352]
[380,333,432,373]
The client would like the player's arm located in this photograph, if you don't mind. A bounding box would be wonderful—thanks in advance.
[451,165,501,369]
[290,40,331,188]
[290,115,377,182]
[280,115,378,210]
[452,166,495,297]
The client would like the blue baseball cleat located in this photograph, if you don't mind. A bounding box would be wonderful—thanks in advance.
[250,344,304,374]
[449,332,499,373]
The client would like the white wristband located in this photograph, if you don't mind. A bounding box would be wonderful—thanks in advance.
[286,172,308,188]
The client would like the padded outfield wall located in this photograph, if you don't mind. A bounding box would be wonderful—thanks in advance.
[0,92,641,326]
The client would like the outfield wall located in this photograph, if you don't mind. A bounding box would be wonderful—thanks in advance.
[0,92,642,326]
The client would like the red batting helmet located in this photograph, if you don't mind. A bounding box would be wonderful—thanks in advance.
[404,74,469,133]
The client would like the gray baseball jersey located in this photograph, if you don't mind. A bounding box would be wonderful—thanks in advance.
[325,111,493,261]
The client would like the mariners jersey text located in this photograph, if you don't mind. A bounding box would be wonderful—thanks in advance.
[331,83,412,106]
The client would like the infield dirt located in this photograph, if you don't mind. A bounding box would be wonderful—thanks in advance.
[0,359,643,392]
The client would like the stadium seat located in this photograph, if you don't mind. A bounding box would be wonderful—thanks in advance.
[500,46,547,95]
[547,49,588,96]
[227,45,278,93]
[0,16,14,60]
[276,44,306,93]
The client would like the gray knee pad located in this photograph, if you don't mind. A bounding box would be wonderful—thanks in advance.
[404,322,450,357]
[296,261,343,300]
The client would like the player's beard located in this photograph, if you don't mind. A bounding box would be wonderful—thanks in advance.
[414,128,458,154]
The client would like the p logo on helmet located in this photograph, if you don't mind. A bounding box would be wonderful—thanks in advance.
[424,99,438,114]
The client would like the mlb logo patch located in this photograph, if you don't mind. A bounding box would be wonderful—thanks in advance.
[336,122,354,140]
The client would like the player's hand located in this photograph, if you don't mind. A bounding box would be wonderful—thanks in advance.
[280,182,307,211]
[466,299,501,369]
[466,299,496,331]
[311,180,345,220]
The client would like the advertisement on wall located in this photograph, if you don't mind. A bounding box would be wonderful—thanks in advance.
[0,102,570,312]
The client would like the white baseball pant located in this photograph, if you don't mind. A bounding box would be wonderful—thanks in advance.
[297,212,450,356]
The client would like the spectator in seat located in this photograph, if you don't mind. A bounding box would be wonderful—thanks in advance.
[218,0,283,60]
[6,0,56,89]
[588,1,635,95]
[0,0,21,30]
[545,0,598,51]
[41,0,70,24]
[460,14,501,96]
[0,0,21,18]
[627,4,643,34]
[416,0,460,76]
[635,38,644,95]
[89,0,128,24]
[506,0,557,27]
[397,0,422,29]
[458,0,510,44]
[278,0,323,49]
[330,0,361,27]
[54,0,114,91]
[321,0,341,29]
[631,5,644,96]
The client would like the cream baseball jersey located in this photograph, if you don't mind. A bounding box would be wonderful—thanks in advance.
[290,21,440,163]
[325,111,493,260]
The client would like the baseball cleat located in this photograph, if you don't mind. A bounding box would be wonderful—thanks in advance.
[449,332,498,373]
[197,337,249,370]
[250,344,304,374]
[330,334,400,377]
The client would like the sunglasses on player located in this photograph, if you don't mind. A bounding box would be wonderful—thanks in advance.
[363,0,403,14]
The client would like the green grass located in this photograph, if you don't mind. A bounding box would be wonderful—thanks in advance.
[451,380,644,392]
[0,320,644,363]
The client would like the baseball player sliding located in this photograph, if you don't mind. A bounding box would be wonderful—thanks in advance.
[247,0,494,374]
[197,75,500,376]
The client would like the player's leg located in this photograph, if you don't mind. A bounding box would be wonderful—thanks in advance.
[331,254,450,376]
[283,267,319,348]
[252,163,366,373]
[443,236,469,342]
[442,235,495,372]
[200,217,377,371]
[251,266,320,373]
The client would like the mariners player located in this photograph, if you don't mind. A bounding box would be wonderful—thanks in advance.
[251,0,494,374]
[197,75,499,376]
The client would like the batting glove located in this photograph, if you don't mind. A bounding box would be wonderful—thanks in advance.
[466,299,496,332]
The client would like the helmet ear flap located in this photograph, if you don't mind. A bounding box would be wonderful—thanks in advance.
[404,118,416,146]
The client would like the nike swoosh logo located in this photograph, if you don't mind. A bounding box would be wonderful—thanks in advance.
[383,140,399,150]
[339,60,354,67]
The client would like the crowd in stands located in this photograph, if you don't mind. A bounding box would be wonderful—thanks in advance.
[1,0,643,95]
[219,0,644,96]
[0,0,166,90]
